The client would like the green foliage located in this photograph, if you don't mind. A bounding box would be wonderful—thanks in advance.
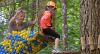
[67,0,80,50]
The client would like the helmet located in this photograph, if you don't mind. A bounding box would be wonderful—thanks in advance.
[47,1,56,9]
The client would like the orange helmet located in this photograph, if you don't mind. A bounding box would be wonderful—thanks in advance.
[47,1,56,9]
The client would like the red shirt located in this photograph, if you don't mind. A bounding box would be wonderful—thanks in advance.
[40,11,52,29]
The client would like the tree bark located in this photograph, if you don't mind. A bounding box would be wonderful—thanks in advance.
[61,0,68,51]
[80,0,100,54]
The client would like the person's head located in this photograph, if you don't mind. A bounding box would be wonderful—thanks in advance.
[15,7,25,24]
[47,1,56,10]
[46,1,57,11]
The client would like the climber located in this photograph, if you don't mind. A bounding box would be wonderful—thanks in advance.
[8,7,36,33]
[39,1,60,53]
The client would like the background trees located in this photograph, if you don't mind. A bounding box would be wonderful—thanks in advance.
[0,0,80,54]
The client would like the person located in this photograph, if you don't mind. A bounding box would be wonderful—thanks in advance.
[39,1,60,53]
[8,7,36,33]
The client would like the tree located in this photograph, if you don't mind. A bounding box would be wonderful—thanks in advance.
[80,0,100,54]
[61,0,68,51]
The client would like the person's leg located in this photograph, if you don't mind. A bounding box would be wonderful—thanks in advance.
[42,28,60,52]
[47,29,60,49]
[55,38,60,49]
[48,29,60,52]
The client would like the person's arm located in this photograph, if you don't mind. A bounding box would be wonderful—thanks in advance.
[8,15,17,33]
[9,16,16,24]
[27,10,44,26]
[27,18,37,26]
[9,12,20,24]
[21,10,44,29]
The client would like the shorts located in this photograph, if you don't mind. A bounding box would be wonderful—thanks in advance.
[42,28,60,39]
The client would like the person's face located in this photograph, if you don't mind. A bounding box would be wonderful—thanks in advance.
[16,12,25,24]
[50,6,56,10]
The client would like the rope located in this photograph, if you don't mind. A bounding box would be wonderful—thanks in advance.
[36,0,40,36]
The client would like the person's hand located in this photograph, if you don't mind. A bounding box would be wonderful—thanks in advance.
[15,10,22,16]
[32,18,37,24]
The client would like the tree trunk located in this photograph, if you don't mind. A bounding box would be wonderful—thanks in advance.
[61,0,68,51]
[80,0,100,54]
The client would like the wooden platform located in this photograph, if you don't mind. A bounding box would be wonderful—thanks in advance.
[52,51,80,54]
